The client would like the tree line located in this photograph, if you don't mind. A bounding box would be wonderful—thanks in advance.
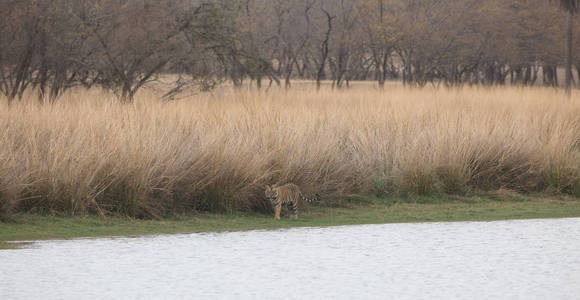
[0,0,578,102]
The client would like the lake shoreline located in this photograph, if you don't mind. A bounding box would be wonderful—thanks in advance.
[2,195,580,248]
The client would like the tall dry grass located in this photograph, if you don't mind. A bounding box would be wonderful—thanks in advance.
[1,85,579,219]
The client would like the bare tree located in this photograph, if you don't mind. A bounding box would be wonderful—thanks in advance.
[327,0,358,89]
[316,7,335,90]
[0,1,43,101]
[358,0,400,88]
[75,0,193,102]
[553,0,580,94]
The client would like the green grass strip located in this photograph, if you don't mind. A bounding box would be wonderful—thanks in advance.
[2,195,580,249]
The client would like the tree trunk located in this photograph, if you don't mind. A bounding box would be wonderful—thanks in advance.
[576,65,580,88]
[317,9,333,91]
[565,10,573,95]
[256,76,262,89]
[378,72,385,89]
[120,82,136,103]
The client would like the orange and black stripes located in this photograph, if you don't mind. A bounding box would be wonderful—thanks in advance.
[264,183,319,220]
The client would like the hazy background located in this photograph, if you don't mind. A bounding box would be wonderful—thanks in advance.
[0,0,578,102]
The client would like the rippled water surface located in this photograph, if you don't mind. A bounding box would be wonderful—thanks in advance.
[2,218,580,299]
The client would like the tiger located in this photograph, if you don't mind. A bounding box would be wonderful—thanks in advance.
[264,183,320,220]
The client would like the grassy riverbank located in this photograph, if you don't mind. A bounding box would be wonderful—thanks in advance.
[2,194,580,248]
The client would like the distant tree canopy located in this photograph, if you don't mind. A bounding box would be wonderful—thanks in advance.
[0,0,578,102]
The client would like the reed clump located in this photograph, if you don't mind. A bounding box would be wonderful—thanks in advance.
[1,86,579,219]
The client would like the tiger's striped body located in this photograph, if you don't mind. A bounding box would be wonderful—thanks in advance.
[265,183,319,219]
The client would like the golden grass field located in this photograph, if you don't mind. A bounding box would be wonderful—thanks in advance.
[1,84,579,218]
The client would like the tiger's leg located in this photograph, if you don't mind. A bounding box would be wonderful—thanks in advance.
[288,202,298,219]
[274,202,282,220]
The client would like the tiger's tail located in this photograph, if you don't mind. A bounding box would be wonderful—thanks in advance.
[300,192,320,203]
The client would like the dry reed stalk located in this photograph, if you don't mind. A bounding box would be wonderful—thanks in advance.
[0,85,578,218]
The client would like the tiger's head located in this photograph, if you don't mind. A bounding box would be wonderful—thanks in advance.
[264,184,278,202]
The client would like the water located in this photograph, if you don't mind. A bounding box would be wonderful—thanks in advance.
[1,218,580,300]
